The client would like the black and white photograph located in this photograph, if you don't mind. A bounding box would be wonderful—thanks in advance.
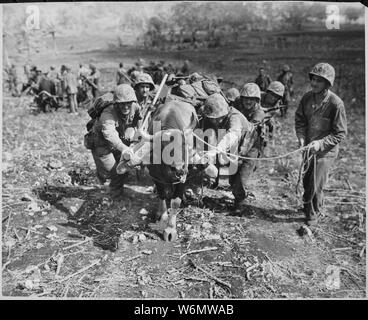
[1,1,366,303]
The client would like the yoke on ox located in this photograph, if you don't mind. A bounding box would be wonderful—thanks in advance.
[117,99,198,241]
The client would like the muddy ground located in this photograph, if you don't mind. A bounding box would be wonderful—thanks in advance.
[2,31,366,298]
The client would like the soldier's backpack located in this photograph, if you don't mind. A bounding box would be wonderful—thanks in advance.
[86,92,114,131]
[176,78,222,101]
[84,92,114,150]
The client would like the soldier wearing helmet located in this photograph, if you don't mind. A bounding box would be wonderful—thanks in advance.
[232,83,272,206]
[133,72,155,110]
[87,63,101,98]
[64,65,79,114]
[225,88,240,107]
[200,93,254,213]
[261,81,285,114]
[276,64,293,116]
[295,62,347,226]
[89,84,142,198]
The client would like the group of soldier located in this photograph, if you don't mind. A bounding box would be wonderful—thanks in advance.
[4,57,347,227]
[4,61,102,114]
[84,60,347,227]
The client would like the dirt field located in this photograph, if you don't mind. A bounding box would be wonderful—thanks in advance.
[2,30,366,298]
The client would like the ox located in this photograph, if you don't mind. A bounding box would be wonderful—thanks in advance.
[137,98,199,241]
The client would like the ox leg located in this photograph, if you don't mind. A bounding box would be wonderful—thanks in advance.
[155,183,168,223]
[163,197,181,242]
[163,183,184,241]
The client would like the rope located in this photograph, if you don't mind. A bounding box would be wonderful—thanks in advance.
[193,132,309,161]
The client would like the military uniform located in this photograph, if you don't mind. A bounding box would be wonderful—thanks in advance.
[296,90,347,220]
[200,94,253,204]
[231,83,271,203]
[255,74,271,92]
[295,63,347,224]
[90,90,142,192]
[116,66,130,85]
[65,69,79,113]
[277,66,293,115]
[8,65,19,96]
[89,67,101,98]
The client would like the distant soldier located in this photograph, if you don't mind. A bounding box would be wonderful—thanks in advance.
[133,73,155,112]
[88,64,101,99]
[295,62,347,226]
[116,62,130,85]
[86,84,142,198]
[34,68,57,112]
[254,67,272,92]
[23,61,32,83]
[277,64,294,116]
[77,63,91,105]
[47,66,59,82]
[260,81,285,115]
[128,59,146,82]
[36,68,56,95]
[179,60,190,76]
[7,63,19,96]
[225,88,240,107]
[64,66,79,114]
[78,63,91,79]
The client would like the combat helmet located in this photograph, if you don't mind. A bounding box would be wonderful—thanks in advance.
[240,83,261,100]
[282,64,291,72]
[309,62,335,87]
[202,93,229,118]
[266,81,285,98]
[133,73,155,91]
[225,88,240,102]
[114,84,137,103]
[189,72,203,84]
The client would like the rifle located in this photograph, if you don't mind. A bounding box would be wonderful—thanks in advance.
[118,69,133,84]
[116,74,169,174]
[263,104,286,113]
[81,75,99,91]
[138,73,168,134]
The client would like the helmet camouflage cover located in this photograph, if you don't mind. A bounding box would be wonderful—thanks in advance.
[202,93,229,118]
[309,62,335,86]
[225,88,240,102]
[134,73,155,91]
[114,84,137,103]
[240,83,261,100]
[266,81,285,98]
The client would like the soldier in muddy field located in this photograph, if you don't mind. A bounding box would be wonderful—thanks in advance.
[232,83,273,204]
[33,67,57,112]
[85,84,142,198]
[295,62,347,226]
[254,66,272,92]
[260,81,285,115]
[128,58,146,82]
[116,62,131,85]
[277,64,294,116]
[199,93,255,214]
[133,72,155,112]
[64,65,79,114]
[6,63,20,96]
[225,88,240,107]
[88,63,101,99]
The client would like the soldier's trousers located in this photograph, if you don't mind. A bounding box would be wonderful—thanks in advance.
[68,93,78,113]
[303,154,335,219]
[229,149,259,202]
[91,147,125,191]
